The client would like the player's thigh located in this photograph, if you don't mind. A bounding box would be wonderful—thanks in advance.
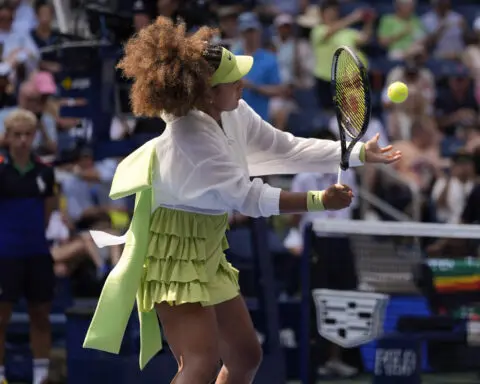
[0,258,25,304]
[214,296,262,368]
[25,255,55,304]
[155,302,219,364]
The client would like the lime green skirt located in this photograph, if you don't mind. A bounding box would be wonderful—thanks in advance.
[137,207,240,311]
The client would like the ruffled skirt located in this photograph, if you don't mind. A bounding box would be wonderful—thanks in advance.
[137,207,239,311]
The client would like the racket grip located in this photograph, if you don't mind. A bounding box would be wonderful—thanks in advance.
[337,166,342,184]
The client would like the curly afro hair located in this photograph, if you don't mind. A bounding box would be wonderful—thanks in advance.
[117,17,218,117]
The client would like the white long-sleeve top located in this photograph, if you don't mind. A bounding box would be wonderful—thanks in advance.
[153,100,364,218]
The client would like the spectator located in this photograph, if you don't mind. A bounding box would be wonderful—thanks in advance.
[311,0,373,111]
[133,0,153,33]
[30,1,61,73]
[9,0,37,34]
[383,57,436,140]
[0,80,57,155]
[462,31,480,105]
[60,146,123,230]
[377,0,426,60]
[463,124,480,154]
[48,213,121,278]
[435,64,478,137]
[256,0,310,18]
[234,12,285,122]
[284,132,359,378]
[392,116,442,193]
[0,108,56,384]
[213,5,242,51]
[0,62,16,109]
[461,182,480,225]
[157,0,181,20]
[0,3,15,48]
[3,23,40,80]
[270,13,314,131]
[431,150,475,223]
[422,0,465,59]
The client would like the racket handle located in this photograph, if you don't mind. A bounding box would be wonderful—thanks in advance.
[337,166,342,184]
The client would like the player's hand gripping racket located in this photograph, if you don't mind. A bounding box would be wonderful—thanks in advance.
[331,46,371,184]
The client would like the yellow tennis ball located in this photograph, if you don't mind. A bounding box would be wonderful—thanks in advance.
[387,81,408,103]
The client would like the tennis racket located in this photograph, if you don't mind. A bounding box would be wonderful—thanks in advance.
[331,46,371,184]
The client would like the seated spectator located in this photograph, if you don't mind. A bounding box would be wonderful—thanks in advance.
[0,80,57,155]
[234,12,286,122]
[270,13,314,131]
[212,6,242,52]
[3,22,40,83]
[30,1,61,73]
[377,0,426,60]
[256,0,310,18]
[59,146,125,230]
[47,211,121,278]
[133,0,153,33]
[431,150,475,224]
[383,57,436,140]
[0,2,16,48]
[428,180,480,257]
[422,0,465,60]
[311,0,374,111]
[435,64,478,137]
[463,124,480,154]
[10,0,37,34]
[462,31,480,105]
[392,116,442,193]
[0,62,16,108]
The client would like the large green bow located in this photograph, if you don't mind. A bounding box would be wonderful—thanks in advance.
[83,137,162,369]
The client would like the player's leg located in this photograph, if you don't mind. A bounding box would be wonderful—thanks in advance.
[0,257,21,383]
[26,256,55,384]
[215,296,262,384]
[155,302,221,384]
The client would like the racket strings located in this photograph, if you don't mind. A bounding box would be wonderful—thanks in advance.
[334,51,368,139]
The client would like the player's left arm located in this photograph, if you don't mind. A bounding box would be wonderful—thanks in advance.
[242,100,365,176]
[44,166,58,228]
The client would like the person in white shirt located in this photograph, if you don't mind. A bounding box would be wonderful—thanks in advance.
[285,131,360,378]
[85,17,401,384]
[431,150,476,224]
[422,0,466,59]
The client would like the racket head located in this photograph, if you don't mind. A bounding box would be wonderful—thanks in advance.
[331,46,371,142]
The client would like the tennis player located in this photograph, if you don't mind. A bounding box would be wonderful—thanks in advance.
[84,17,401,384]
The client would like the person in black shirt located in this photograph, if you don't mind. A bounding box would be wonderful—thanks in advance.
[462,183,480,224]
[0,108,56,384]
[435,65,479,136]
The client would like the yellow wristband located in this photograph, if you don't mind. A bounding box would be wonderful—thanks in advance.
[307,190,325,212]
[360,144,366,163]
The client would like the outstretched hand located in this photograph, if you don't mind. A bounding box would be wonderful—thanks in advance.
[364,134,402,164]
[322,184,354,210]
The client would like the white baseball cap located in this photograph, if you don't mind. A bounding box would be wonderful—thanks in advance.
[274,14,294,27]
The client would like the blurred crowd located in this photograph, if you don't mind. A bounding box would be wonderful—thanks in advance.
[0,0,478,381]
[0,0,479,290]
